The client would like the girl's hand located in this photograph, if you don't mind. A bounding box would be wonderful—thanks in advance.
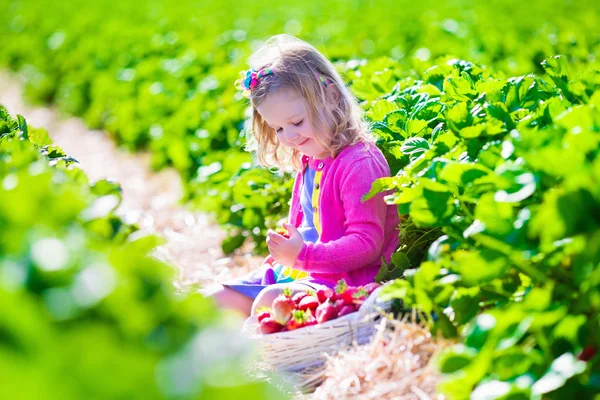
[266,223,304,267]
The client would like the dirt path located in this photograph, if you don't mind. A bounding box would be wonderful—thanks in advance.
[0,71,260,290]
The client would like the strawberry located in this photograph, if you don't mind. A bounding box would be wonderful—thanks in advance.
[272,288,295,325]
[276,227,290,239]
[304,315,318,327]
[334,279,348,295]
[292,291,310,306]
[316,300,338,323]
[316,287,336,303]
[352,288,369,306]
[256,306,272,323]
[298,295,319,311]
[578,346,597,361]
[285,309,311,331]
[259,317,283,334]
[335,279,358,305]
[335,299,346,312]
[338,304,357,317]
[363,282,381,295]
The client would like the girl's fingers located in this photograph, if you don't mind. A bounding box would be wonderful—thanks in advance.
[266,237,279,250]
[267,231,283,245]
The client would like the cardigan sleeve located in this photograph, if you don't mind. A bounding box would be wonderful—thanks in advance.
[292,157,388,273]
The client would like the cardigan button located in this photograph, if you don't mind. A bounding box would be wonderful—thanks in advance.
[312,206,317,212]
[315,183,320,190]
[318,162,324,169]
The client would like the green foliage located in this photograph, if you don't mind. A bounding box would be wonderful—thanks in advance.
[368,56,600,398]
[0,107,276,399]
[2,0,600,397]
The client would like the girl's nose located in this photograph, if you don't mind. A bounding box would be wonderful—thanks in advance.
[283,129,299,142]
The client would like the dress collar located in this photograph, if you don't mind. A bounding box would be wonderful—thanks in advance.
[301,153,334,171]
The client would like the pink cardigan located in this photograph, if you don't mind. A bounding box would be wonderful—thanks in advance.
[289,142,400,287]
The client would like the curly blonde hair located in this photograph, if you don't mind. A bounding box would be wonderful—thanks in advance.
[242,34,373,171]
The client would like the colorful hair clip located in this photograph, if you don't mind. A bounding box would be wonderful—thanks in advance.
[234,67,332,98]
[234,67,275,98]
[320,75,333,86]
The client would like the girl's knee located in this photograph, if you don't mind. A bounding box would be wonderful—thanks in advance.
[200,283,253,316]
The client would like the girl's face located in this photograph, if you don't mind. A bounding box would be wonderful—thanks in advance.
[256,88,330,160]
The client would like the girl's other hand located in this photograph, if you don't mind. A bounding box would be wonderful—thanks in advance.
[266,223,304,267]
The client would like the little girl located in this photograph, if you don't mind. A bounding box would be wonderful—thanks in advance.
[206,34,400,317]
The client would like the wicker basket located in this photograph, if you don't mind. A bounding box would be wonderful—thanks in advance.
[243,286,393,391]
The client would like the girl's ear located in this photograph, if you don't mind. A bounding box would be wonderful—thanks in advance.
[325,82,341,106]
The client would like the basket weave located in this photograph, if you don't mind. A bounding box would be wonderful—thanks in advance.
[243,286,393,391]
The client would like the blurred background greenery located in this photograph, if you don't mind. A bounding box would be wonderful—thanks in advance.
[1,0,600,398]
[1,0,598,254]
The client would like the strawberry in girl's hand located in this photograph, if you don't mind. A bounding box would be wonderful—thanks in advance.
[259,317,283,334]
[285,309,311,331]
[316,287,336,303]
[316,300,338,323]
[275,227,290,239]
[256,307,272,323]
[298,295,319,312]
[272,288,295,325]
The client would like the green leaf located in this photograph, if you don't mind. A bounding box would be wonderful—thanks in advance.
[406,119,429,137]
[384,109,408,136]
[446,102,472,133]
[532,353,586,395]
[437,345,477,373]
[454,249,510,286]
[465,314,496,350]
[366,99,399,121]
[221,233,246,254]
[17,114,29,139]
[401,137,429,158]
[541,55,569,80]
[391,251,411,271]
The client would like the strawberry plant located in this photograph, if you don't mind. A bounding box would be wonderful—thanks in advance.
[0,107,274,399]
[358,55,600,397]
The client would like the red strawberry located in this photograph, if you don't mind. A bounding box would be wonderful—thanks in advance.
[304,315,318,327]
[298,295,319,311]
[335,279,358,305]
[316,300,338,323]
[285,309,311,331]
[272,288,295,325]
[363,282,381,295]
[259,317,283,334]
[352,288,369,306]
[316,287,336,303]
[334,279,348,295]
[335,299,346,312]
[338,304,357,317]
[292,291,310,306]
[578,346,597,361]
[256,307,272,323]
[276,228,290,239]
[341,287,358,305]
